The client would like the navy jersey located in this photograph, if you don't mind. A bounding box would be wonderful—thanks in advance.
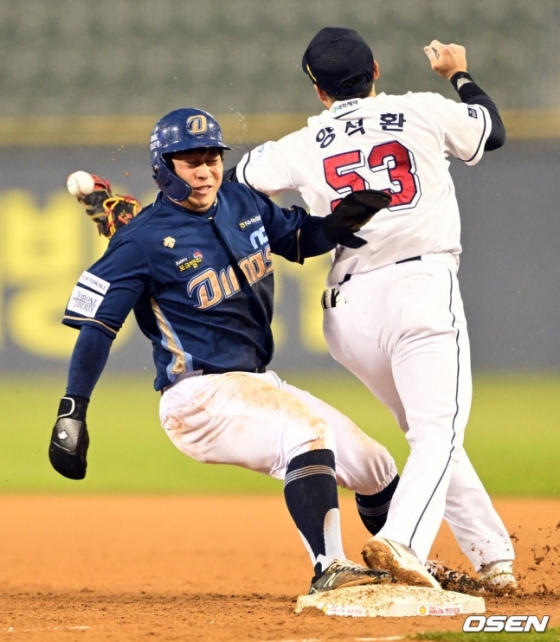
[63,183,312,390]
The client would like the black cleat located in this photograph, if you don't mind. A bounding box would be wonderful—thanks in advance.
[309,559,392,594]
[425,560,486,595]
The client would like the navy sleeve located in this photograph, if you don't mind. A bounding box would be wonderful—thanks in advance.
[63,236,150,337]
[450,72,505,151]
[65,325,113,400]
[250,191,335,263]
[247,191,306,262]
[298,216,337,259]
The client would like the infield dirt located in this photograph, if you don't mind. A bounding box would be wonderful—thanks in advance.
[0,496,557,641]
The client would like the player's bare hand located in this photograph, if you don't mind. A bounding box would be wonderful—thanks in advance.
[424,40,467,79]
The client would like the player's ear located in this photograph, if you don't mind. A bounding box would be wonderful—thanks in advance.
[167,154,178,172]
[373,60,380,81]
[313,84,331,108]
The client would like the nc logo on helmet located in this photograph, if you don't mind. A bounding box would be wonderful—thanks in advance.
[186,115,208,135]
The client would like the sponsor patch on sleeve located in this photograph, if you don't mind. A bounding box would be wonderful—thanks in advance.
[78,271,111,294]
[67,286,104,318]
[468,107,478,119]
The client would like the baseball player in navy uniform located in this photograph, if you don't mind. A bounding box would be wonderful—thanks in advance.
[232,30,516,590]
[48,107,406,595]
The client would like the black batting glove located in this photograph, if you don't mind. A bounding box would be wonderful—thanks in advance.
[49,396,90,480]
[322,189,392,248]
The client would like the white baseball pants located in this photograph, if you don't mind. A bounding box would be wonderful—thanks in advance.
[323,253,514,569]
[159,370,397,494]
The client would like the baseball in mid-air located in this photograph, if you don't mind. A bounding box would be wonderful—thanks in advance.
[67,171,95,198]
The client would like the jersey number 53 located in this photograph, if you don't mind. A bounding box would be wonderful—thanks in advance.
[323,141,421,212]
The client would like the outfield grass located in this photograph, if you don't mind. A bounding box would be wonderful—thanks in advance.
[1,372,559,495]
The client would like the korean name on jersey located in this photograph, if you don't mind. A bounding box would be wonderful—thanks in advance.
[237,92,490,285]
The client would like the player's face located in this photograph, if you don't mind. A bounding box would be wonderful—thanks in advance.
[171,148,224,211]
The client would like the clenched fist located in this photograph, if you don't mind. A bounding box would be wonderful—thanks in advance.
[424,40,467,79]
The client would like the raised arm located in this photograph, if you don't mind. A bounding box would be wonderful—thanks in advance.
[424,40,505,151]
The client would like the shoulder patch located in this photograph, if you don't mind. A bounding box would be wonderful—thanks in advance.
[78,271,110,294]
[67,286,104,318]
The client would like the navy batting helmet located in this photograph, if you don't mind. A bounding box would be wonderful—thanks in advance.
[150,108,230,202]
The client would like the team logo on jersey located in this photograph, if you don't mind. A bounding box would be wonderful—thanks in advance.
[175,251,204,274]
[249,227,268,250]
[186,115,208,134]
[238,215,262,230]
[468,107,478,119]
[163,236,176,248]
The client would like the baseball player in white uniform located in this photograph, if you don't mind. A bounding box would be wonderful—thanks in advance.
[233,29,516,590]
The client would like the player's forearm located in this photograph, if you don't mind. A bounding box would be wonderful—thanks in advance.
[49,324,109,481]
[450,72,506,151]
[65,325,113,400]
[298,216,337,260]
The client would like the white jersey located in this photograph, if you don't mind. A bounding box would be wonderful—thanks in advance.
[236,92,491,286]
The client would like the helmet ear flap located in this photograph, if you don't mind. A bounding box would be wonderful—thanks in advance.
[152,157,192,202]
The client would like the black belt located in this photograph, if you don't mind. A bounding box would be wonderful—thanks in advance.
[338,256,422,285]
[396,255,422,264]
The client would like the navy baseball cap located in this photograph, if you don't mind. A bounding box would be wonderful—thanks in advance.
[302,27,374,96]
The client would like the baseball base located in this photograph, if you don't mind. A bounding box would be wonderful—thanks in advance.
[295,584,485,618]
